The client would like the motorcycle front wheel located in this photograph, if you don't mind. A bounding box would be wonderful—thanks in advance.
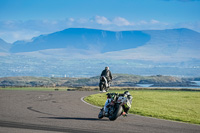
[98,109,104,119]
[109,104,122,121]
[100,84,105,91]
[105,86,109,92]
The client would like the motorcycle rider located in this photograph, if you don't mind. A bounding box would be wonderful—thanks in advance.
[100,66,112,88]
[103,91,133,117]
[121,91,133,116]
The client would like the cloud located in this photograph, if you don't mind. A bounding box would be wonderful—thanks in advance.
[112,17,133,26]
[68,18,74,22]
[0,30,41,43]
[150,19,160,24]
[0,20,67,43]
[93,16,111,25]
[92,16,133,26]
[137,19,165,26]
[138,20,148,25]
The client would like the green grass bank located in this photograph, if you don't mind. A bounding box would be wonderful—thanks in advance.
[84,90,200,124]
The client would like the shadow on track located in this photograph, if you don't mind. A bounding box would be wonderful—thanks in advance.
[0,120,100,133]
[39,117,108,121]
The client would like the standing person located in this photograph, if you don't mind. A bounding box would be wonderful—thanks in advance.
[99,66,112,91]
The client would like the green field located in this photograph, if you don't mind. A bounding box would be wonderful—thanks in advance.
[84,90,200,124]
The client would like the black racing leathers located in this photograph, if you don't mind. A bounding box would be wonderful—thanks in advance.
[101,69,112,81]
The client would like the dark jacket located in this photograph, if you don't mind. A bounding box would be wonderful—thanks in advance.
[101,69,112,81]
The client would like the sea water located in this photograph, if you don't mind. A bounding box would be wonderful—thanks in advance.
[136,84,154,87]
[136,81,200,89]
[191,81,200,86]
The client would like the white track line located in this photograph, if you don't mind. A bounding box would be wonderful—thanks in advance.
[81,96,102,109]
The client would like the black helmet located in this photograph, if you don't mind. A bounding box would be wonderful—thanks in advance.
[105,66,109,70]
[124,91,130,95]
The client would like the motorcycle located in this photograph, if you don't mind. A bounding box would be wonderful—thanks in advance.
[99,76,109,92]
[98,93,132,121]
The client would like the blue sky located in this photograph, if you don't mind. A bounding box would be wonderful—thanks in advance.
[0,0,200,43]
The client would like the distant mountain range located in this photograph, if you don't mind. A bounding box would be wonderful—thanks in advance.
[0,28,200,77]
[10,28,151,53]
[0,38,11,53]
[1,28,199,62]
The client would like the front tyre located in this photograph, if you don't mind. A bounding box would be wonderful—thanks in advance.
[109,104,122,121]
[98,109,104,119]
[105,87,109,92]
[100,84,105,92]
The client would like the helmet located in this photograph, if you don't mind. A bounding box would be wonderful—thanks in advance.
[105,66,109,70]
[124,91,130,95]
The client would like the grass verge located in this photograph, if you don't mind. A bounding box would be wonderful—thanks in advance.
[84,90,200,124]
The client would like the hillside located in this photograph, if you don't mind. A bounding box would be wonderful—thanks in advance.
[0,38,11,52]
[0,28,200,77]
[8,28,200,62]
[0,74,199,87]
[102,28,200,62]
[10,28,151,53]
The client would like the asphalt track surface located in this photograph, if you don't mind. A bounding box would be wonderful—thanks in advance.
[0,90,199,133]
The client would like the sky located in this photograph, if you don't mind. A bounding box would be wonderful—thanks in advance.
[0,0,200,43]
